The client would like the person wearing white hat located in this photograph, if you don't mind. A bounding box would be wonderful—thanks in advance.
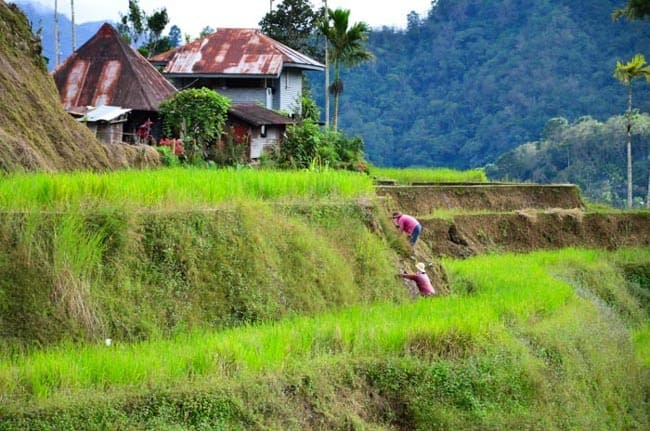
[400,262,435,296]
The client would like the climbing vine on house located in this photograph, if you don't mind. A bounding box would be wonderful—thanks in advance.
[159,88,231,164]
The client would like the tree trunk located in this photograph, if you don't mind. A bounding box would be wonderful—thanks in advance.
[646,171,650,209]
[332,63,340,131]
[323,0,329,128]
[54,0,59,66]
[333,92,339,131]
[71,0,76,51]
[627,128,632,208]
[626,85,633,209]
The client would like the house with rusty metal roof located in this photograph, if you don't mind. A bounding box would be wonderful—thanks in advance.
[52,23,177,144]
[149,28,324,116]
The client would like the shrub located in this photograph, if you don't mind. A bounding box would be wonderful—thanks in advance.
[157,138,184,156]
[154,143,182,167]
[159,88,231,164]
[276,120,366,170]
[278,119,322,168]
[206,126,248,167]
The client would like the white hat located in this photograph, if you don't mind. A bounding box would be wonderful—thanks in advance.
[416,262,426,272]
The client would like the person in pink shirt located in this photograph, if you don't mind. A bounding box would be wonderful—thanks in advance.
[392,211,422,246]
[401,262,435,296]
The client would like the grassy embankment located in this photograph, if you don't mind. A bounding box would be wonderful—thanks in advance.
[1,248,647,430]
[0,168,414,350]
[0,168,647,429]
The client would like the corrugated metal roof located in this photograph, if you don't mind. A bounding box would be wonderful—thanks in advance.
[229,104,296,127]
[150,28,324,77]
[80,105,131,122]
[52,23,177,111]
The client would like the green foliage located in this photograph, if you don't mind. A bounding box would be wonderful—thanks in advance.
[154,145,181,167]
[613,0,650,20]
[322,128,366,169]
[159,88,231,164]
[299,82,320,122]
[487,113,650,207]
[277,119,322,168]
[117,0,169,55]
[614,53,650,86]
[319,0,650,168]
[116,0,146,45]
[259,0,324,61]
[319,7,374,130]
[276,119,367,170]
[144,6,170,55]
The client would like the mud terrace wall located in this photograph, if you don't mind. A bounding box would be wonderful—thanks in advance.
[376,184,585,214]
[377,183,648,258]
[421,211,650,257]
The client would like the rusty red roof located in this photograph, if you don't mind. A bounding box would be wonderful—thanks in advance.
[150,28,324,77]
[229,103,296,126]
[52,23,177,111]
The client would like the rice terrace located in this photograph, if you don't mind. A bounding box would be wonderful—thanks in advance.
[0,0,649,430]
[0,168,647,430]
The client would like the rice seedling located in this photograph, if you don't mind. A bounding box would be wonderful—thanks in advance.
[4,248,641,404]
[0,168,375,212]
[0,248,647,430]
[369,167,487,184]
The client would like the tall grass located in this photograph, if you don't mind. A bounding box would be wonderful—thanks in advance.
[370,166,487,184]
[2,248,646,408]
[0,199,406,350]
[0,168,375,211]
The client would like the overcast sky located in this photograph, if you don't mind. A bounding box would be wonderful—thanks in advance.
[25,0,434,38]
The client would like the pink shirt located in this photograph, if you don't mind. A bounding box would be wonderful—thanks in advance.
[402,272,435,296]
[396,214,420,235]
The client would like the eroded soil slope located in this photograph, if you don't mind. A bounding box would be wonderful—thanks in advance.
[378,184,649,259]
[422,210,650,258]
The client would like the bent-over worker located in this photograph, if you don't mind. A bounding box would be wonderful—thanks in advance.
[401,262,435,296]
[392,211,422,246]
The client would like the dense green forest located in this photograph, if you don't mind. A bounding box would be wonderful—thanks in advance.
[486,114,650,206]
[315,0,650,170]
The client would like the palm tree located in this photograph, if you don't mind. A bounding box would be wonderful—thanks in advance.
[613,54,650,208]
[319,8,374,131]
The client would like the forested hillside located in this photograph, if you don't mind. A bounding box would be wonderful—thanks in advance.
[327,0,650,169]
[486,114,650,206]
[18,0,648,172]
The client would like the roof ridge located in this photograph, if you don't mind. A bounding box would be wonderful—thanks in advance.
[53,23,176,112]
